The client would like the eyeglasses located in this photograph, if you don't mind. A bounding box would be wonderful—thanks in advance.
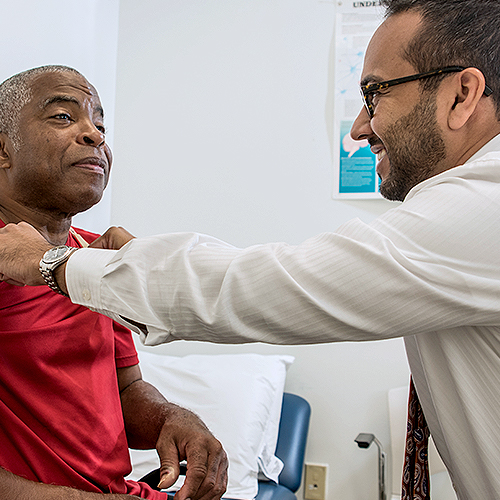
[360,66,494,118]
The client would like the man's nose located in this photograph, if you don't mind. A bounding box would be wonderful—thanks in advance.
[350,106,372,142]
[78,122,105,147]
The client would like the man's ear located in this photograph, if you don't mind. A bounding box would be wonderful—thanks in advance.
[447,68,488,130]
[0,133,12,169]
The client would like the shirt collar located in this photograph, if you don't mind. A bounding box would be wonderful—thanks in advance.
[465,133,500,164]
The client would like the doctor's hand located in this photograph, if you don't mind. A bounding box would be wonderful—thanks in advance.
[90,226,135,250]
[0,222,51,286]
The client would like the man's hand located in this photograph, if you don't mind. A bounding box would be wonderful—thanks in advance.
[90,226,135,250]
[155,406,228,500]
[119,366,228,500]
[0,222,51,286]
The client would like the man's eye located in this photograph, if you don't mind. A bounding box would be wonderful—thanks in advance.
[53,113,72,121]
[367,90,385,109]
[95,124,106,134]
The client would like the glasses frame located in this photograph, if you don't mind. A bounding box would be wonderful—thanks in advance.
[360,66,494,118]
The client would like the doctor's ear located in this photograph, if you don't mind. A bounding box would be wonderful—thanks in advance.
[447,68,490,130]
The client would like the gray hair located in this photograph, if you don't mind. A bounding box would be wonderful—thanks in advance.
[0,65,83,151]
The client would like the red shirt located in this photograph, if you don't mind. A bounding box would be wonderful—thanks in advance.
[0,223,166,498]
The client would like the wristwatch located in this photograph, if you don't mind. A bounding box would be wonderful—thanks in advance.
[39,245,78,297]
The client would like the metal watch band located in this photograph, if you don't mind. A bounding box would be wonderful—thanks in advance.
[39,246,78,298]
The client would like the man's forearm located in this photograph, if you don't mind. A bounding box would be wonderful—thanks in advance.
[119,369,227,498]
[0,467,140,500]
[120,376,187,449]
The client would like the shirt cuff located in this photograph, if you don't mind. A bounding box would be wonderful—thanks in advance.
[65,247,119,309]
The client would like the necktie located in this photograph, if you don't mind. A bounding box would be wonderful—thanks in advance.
[401,377,430,500]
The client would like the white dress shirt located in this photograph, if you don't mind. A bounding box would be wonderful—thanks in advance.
[67,135,500,500]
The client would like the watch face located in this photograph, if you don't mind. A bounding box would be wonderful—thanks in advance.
[45,246,71,263]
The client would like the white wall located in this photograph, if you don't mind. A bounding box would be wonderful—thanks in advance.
[1,0,119,234]
[113,2,410,499]
[1,1,412,498]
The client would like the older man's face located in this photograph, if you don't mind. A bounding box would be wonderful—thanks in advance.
[3,71,112,215]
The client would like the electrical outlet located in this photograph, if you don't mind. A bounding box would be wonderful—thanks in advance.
[304,463,328,500]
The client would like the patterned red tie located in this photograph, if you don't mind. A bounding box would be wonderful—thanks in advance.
[401,377,430,500]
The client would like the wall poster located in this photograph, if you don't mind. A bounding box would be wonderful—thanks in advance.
[332,1,384,198]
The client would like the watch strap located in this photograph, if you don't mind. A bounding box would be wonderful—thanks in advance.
[39,246,78,297]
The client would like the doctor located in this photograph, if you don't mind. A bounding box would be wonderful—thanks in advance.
[2,1,500,499]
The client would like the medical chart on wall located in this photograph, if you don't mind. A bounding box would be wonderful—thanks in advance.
[332,1,384,198]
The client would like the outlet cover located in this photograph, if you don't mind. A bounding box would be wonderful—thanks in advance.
[304,464,328,500]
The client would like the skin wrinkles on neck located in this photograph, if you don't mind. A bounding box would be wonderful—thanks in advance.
[0,203,72,246]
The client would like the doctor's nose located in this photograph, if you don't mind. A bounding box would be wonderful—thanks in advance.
[350,106,372,142]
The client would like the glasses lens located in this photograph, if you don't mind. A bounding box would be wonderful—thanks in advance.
[363,94,373,118]
[361,90,373,117]
[366,94,373,116]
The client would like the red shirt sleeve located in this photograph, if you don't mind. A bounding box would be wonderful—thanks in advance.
[114,321,140,368]
[68,226,140,370]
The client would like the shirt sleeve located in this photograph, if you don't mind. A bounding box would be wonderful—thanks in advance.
[65,162,500,346]
[114,320,139,368]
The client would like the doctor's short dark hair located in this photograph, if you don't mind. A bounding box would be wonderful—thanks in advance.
[381,0,500,120]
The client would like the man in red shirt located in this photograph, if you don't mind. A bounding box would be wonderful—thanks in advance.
[0,65,227,500]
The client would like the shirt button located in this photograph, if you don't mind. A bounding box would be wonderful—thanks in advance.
[82,289,92,301]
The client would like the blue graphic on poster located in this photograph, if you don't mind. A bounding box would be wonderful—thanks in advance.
[339,121,377,194]
[332,2,384,198]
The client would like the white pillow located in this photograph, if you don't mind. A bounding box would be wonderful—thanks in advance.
[127,352,294,500]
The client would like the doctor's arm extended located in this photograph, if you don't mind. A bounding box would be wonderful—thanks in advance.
[2,199,500,347]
